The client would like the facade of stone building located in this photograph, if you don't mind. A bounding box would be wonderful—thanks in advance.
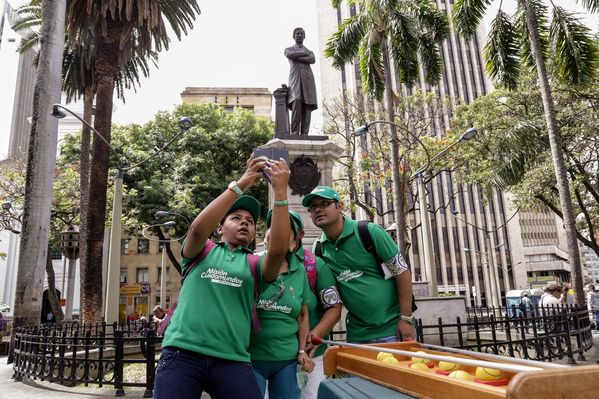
[181,87,272,119]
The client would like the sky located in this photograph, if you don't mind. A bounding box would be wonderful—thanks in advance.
[0,0,598,158]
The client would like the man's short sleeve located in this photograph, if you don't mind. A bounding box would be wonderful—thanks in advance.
[369,223,409,276]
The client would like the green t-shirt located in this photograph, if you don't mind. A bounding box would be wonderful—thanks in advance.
[299,247,340,358]
[161,241,257,362]
[317,217,400,342]
[249,251,311,361]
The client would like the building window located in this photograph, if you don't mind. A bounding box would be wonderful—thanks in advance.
[120,268,127,284]
[223,105,235,112]
[136,267,149,283]
[50,248,62,260]
[121,239,130,254]
[158,267,171,283]
[241,105,254,112]
[137,239,149,254]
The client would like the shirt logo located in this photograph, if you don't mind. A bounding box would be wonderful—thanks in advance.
[256,299,292,313]
[337,269,363,282]
[200,268,243,287]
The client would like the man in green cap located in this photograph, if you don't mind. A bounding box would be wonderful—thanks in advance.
[302,186,414,343]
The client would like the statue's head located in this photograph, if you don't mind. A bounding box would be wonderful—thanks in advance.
[293,27,305,41]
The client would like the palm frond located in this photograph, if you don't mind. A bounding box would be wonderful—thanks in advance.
[16,32,40,53]
[388,10,419,86]
[325,13,368,69]
[550,6,599,85]
[452,0,492,38]
[409,0,450,43]
[418,33,443,84]
[358,35,385,101]
[576,0,599,13]
[484,10,521,90]
[516,0,550,69]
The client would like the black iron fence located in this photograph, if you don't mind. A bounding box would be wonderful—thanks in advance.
[415,304,593,364]
[12,320,162,397]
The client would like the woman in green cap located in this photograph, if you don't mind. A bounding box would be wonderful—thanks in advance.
[154,156,290,399]
[250,210,341,399]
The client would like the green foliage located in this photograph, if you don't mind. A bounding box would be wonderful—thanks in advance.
[325,0,449,100]
[485,10,521,90]
[453,0,599,90]
[550,6,598,85]
[107,103,274,238]
[448,66,599,248]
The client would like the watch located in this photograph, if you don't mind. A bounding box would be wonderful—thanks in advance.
[400,315,415,323]
[228,181,243,197]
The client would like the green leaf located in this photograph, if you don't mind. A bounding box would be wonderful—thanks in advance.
[576,0,599,13]
[484,10,521,90]
[418,33,443,84]
[325,13,368,69]
[516,0,550,68]
[452,0,492,38]
[550,6,599,85]
[389,11,419,86]
[358,36,385,100]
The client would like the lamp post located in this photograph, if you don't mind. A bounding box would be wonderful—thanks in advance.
[142,211,188,309]
[354,121,431,257]
[408,128,477,296]
[59,225,79,319]
[51,104,193,323]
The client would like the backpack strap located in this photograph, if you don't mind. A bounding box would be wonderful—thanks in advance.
[157,240,215,335]
[247,254,261,332]
[357,221,385,277]
[303,249,318,293]
[314,240,323,257]
[357,221,418,313]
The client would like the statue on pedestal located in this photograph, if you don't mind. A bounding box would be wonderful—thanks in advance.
[285,27,318,135]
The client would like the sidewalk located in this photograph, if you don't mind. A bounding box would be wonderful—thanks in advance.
[0,356,147,399]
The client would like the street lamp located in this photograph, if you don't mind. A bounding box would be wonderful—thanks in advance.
[51,104,193,323]
[407,128,477,297]
[142,211,189,310]
[59,225,79,319]
[354,121,431,260]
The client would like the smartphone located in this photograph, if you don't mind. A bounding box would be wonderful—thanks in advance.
[252,147,289,163]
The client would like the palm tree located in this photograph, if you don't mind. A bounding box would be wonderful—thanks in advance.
[453,0,599,304]
[325,0,449,257]
[65,0,200,322]
[14,0,160,323]
[9,0,66,363]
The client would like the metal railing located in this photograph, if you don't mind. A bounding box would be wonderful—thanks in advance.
[12,320,162,397]
[415,304,593,364]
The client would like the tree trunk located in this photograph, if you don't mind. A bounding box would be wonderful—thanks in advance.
[381,40,407,258]
[9,0,66,363]
[46,245,64,322]
[81,18,122,323]
[78,86,92,315]
[523,0,585,304]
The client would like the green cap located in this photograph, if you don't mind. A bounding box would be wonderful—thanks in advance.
[301,186,341,207]
[266,209,304,236]
[227,195,261,223]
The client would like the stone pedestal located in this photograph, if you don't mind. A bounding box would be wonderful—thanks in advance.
[258,137,343,246]
[273,86,290,138]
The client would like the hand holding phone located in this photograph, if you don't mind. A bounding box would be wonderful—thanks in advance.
[252,148,289,183]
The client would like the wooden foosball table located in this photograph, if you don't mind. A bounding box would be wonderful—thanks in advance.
[321,341,599,399]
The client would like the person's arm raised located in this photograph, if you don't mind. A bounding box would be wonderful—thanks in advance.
[260,159,291,282]
[181,156,266,259]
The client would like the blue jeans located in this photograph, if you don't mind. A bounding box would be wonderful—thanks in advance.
[252,359,300,399]
[353,335,399,344]
[154,347,261,399]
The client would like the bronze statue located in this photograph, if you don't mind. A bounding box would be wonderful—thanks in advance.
[285,27,317,135]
